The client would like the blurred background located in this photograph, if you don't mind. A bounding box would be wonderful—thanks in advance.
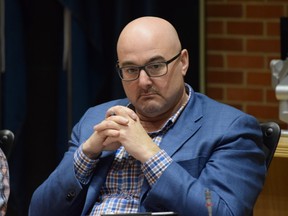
[0,0,203,215]
[1,0,288,215]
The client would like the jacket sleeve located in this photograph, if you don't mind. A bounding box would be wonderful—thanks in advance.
[28,100,126,216]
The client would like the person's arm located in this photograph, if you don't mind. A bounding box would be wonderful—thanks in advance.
[142,115,266,216]
[142,149,172,186]
[74,144,99,185]
[0,148,9,216]
[28,103,130,216]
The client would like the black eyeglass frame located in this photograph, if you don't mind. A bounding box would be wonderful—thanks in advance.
[116,51,182,81]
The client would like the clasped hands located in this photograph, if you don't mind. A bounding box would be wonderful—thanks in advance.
[82,106,161,163]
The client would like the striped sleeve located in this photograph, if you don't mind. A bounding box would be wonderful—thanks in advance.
[141,149,172,186]
[74,144,99,184]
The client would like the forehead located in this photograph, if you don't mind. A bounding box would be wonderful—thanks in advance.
[117,36,177,66]
[118,34,171,58]
[117,18,180,58]
[119,53,167,67]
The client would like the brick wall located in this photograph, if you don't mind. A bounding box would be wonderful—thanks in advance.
[205,0,288,129]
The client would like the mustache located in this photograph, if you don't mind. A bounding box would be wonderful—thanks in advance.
[139,87,158,95]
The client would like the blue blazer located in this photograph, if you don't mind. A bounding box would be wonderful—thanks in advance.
[29,89,266,216]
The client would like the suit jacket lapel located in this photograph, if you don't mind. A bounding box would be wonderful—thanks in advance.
[139,91,203,203]
[160,91,203,157]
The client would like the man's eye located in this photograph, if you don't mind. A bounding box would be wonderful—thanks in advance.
[147,63,161,70]
[147,63,165,71]
[125,68,139,74]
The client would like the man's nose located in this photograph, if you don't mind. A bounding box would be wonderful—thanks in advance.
[138,69,152,84]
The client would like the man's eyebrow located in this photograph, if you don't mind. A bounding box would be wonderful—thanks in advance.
[149,55,166,63]
[120,55,165,67]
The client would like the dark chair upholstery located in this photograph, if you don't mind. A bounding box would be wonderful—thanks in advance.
[250,122,281,216]
[0,129,14,159]
[259,122,281,168]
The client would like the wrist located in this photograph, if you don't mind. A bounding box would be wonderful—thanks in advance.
[82,141,102,159]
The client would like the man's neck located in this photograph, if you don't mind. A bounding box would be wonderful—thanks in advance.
[138,92,189,133]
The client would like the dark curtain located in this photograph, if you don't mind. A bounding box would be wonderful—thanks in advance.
[2,0,201,215]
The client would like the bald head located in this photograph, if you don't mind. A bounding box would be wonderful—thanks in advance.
[116,16,182,59]
[115,16,189,120]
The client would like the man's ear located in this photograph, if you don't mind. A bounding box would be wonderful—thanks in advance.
[181,49,189,76]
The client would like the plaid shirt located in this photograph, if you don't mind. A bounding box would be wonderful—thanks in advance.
[74,84,192,215]
[0,148,9,216]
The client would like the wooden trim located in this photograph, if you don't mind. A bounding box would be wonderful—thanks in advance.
[275,135,288,158]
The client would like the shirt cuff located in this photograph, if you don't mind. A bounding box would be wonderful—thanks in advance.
[142,149,172,186]
[74,144,99,184]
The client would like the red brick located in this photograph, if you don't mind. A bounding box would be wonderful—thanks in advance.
[207,71,243,84]
[227,88,263,101]
[205,0,287,123]
[267,22,280,36]
[227,22,263,35]
[206,87,224,100]
[269,0,288,2]
[227,55,264,69]
[247,72,272,86]
[246,39,280,53]
[246,5,284,18]
[227,0,263,1]
[246,105,278,119]
[206,4,243,18]
[266,89,278,103]
[206,21,224,34]
[207,54,224,67]
[207,38,243,51]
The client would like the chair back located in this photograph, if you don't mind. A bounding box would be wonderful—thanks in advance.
[0,130,14,159]
[259,122,281,168]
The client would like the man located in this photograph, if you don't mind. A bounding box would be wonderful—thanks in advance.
[29,16,266,216]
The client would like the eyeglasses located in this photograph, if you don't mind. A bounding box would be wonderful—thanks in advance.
[116,51,182,81]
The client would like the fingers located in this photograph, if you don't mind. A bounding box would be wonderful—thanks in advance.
[94,116,129,133]
[106,106,138,121]
[102,141,121,151]
[87,106,138,156]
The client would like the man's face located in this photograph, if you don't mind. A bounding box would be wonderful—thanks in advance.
[119,50,187,118]
[116,17,189,119]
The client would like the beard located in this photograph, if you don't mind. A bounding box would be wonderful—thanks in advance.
[139,101,163,115]
[135,90,167,117]
[127,85,181,118]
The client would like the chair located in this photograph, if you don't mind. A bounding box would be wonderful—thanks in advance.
[250,122,281,216]
[259,122,281,168]
[0,129,14,159]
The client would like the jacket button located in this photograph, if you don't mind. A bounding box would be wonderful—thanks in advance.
[66,191,76,201]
